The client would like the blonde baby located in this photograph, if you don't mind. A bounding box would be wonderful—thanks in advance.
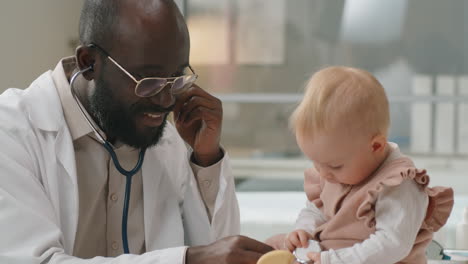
[278,66,453,264]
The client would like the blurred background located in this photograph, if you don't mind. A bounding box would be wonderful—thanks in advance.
[0,0,467,250]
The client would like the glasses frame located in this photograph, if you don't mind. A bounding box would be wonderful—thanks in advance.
[90,43,197,97]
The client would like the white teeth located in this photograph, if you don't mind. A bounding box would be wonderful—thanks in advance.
[144,113,162,118]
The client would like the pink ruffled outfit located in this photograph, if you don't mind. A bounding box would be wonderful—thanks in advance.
[304,143,454,263]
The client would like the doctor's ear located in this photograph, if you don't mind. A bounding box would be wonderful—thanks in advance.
[75,45,97,81]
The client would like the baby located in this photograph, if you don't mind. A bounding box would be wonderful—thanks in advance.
[278,66,454,263]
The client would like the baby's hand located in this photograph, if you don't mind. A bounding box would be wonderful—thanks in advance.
[307,252,321,264]
[284,229,312,252]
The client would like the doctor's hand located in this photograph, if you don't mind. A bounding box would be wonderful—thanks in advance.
[173,84,223,167]
[186,235,274,264]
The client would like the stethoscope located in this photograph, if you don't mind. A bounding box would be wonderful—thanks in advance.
[70,65,146,254]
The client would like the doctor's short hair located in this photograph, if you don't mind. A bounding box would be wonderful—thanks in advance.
[290,66,390,138]
[79,0,121,47]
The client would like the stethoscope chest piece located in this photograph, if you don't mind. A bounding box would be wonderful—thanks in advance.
[293,239,322,264]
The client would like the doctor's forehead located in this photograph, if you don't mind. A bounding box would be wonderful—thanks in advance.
[116,0,186,33]
[111,0,189,53]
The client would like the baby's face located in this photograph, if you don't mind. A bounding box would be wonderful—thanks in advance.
[297,128,383,185]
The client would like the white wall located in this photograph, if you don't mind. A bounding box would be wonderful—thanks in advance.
[0,1,83,92]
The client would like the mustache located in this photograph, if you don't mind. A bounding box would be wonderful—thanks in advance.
[130,103,175,115]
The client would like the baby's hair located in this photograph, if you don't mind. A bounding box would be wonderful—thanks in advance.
[290,66,390,138]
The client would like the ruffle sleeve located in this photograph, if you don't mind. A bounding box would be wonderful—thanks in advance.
[356,166,454,230]
[304,167,324,209]
[423,186,454,231]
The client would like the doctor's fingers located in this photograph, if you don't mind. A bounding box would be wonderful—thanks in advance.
[235,236,274,254]
[224,250,265,264]
[178,106,222,127]
[174,84,219,114]
[213,236,273,264]
[175,95,222,123]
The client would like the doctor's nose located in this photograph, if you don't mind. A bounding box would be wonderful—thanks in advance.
[149,84,175,108]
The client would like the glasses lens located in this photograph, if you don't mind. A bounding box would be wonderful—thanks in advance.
[172,75,197,94]
[136,79,167,97]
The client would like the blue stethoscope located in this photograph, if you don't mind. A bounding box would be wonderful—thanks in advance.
[70,66,145,254]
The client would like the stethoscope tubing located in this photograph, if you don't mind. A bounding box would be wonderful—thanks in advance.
[70,67,146,254]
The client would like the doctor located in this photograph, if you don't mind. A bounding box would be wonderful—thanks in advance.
[0,0,272,263]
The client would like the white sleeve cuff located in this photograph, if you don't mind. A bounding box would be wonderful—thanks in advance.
[189,151,224,219]
[145,246,188,264]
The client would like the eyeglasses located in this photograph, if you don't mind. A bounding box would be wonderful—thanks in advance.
[90,44,198,97]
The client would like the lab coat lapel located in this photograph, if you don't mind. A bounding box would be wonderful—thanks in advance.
[27,71,79,186]
[142,149,163,251]
[25,71,79,253]
[53,123,79,253]
[142,136,185,251]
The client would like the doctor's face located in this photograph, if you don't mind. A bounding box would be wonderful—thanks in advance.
[88,2,190,148]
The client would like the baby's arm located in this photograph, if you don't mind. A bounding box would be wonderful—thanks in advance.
[282,200,327,251]
[318,179,428,264]
[265,200,327,250]
[295,200,328,234]
[276,167,327,251]
[296,167,327,234]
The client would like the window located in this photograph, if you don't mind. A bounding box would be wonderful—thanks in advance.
[182,0,468,175]
[182,0,467,246]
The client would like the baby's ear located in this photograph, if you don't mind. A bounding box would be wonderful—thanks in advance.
[371,134,387,153]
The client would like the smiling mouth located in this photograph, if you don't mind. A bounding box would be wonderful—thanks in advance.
[144,112,163,118]
[138,112,168,127]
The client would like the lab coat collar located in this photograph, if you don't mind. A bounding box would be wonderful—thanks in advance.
[24,70,65,132]
[23,57,95,137]
[52,57,102,141]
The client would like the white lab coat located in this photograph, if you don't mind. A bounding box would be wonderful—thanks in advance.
[0,71,240,264]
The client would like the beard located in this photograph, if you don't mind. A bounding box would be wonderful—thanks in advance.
[88,78,170,149]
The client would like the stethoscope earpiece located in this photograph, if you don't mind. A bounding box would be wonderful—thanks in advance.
[86,64,94,72]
